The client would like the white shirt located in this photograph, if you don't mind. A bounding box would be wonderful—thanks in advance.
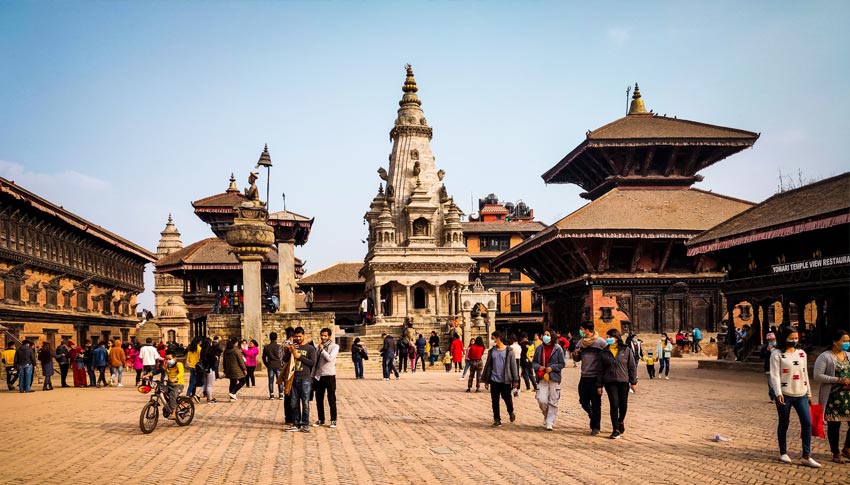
[509,342,522,361]
[360,298,369,313]
[139,345,160,366]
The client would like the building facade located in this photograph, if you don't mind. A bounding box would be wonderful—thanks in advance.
[463,194,546,333]
[0,177,155,347]
[493,85,759,337]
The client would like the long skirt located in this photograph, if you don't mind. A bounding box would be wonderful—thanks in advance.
[73,362,87,387]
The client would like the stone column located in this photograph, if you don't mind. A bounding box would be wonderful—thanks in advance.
[374,285,383,317]
[277,240,296,313]
[434,284,441,317]
[405,285,411,317]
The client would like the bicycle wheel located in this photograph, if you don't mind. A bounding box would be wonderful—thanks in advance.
[139,401,159,434]
[174,396,195,426]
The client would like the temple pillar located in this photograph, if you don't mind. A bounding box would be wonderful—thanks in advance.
[226,205,274,343]
[434,284,441,316]
[277,240,296,313]
[374,286,383,317]
[781,298,791,326]
[752,300,763,343]
[405,285,411,317]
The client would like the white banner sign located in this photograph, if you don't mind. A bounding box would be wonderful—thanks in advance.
[771,255,850,274]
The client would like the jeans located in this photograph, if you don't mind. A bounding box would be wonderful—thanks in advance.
[186,368,198,396]
[521,363,538,390]
[461,359,471,378]
[578,376,602,431]
[398,355,408,372]
[693,338,702,353]
[766,374,776,401]
[87,365,96,386]
[382,354,398,379]
[776,395,811,456]
[110,366,122,385]
[59,364,69,387]
[165,384,183,416]
[536,380,561,426]
[604,382,629,433]
[658,357,670,376]
[416,352,427,371]
[291,378,312,427]
[353,360,364,379]
[314,375,337,423]
[267,368,283,396]
[467,360,483,390]
[96,366,107,386]
[827,421,850,454]
[18,364,33,392]
[489,381,514,422]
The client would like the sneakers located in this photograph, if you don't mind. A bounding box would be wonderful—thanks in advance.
[475,389,480,393]
[117,383,124,387]
[269,394,275,400]
[609,431,621,440]
[279,395,285,400]
[285,426,300,432]
[665,376,670,380]
[458,377,465,381]
[229,393,238,401]
[618,422,625,435]
[300,426,310,433]
[466,388,471,393]
[799,457,821,468]
[509,413,516,423]
[383,378,389,381]
[778,454,792,463]
[192,395,201,404]
[590,429,600,436]
[329,421,337,428]
[492,420,502,427]
[313,421,324,427]
[545,424,553,431]
[395,375,399,380]
[207,398,217,404]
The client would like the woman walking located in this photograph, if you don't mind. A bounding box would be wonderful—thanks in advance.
[599,329,637,439]
[465,337,486,393]
[813,329,850,463]
[38,342,56,391]
[451,334,464,373]
[185,337,202,398]
[532,329,565,430]
[770,326,820,468]
[351,338,366,379]
[655,334,673,379]
[200,338,217,403]
[244,340,259,388]
[223,337,247,401]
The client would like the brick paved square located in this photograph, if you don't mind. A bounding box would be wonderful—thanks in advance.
[0,360,845,484]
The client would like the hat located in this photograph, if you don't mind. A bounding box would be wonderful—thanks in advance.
[766,333,776,340]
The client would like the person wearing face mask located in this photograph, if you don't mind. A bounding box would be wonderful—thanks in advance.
[597,329,637,439]
[769,326,820,468]
[760,333,778,402]
[532,329,565,431]
[149,352,184,419]
[813,329,850,464]
[571,321,608,436]
[655,334,673,379]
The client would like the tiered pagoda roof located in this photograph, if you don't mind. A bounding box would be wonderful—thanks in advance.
[156,237,304,276]
[542,84,760,200]
[191,174,249,238]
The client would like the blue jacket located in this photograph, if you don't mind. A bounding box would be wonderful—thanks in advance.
[693,328,702,340]
[532,344,566,383]
[93,347,108,367]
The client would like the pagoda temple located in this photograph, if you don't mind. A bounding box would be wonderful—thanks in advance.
[361,65,474,329]
[493,85,759,336]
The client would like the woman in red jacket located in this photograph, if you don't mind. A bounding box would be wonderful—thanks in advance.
[450,334,464,372]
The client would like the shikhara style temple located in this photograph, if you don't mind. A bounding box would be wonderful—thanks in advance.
[687,172,850,347]
[493,85,759,336]
[0,177,155,347]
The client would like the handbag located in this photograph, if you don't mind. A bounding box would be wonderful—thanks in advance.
[809,403,825,439]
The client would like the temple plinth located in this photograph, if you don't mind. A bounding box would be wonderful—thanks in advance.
[225,204,275,342]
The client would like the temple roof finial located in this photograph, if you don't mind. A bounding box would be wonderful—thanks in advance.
[628,82,649,115]
[399,64,422,107]
[256,143,273,168]
[227,173,239,193]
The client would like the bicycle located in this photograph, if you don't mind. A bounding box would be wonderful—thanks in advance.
[138,375,195,434]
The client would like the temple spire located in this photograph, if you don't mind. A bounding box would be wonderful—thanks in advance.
[628,83,649,115]
[226,173,239,193]
[256,143,273,168]
[400,63,422,107]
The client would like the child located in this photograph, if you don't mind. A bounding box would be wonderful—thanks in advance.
[643,351,656,379]
[443,350,452,372]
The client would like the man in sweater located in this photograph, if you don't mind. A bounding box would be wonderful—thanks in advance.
[313,328,339,428]
[13,340,36,393]
[262,331,284,400]
[108,338,126,387]
[571,321,608,435]
[482,331,520,427]
[284,327,317,433]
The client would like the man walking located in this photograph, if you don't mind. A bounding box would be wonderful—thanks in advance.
[519,334,538,392]
[108,338,126,387]
[571,321,608,435]
[482,331,519,427]
[14,340,36,393]
[284,327,316,433]
[313,328,339,428]
[3,341,17,391]
[692,327,702,354]
[139,338,160,374]
[380,333,399,380]
[415,334,427,372]
[263,332,284,400]
[93,341,109,387]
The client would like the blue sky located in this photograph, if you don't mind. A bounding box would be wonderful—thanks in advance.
[1,1,848,310]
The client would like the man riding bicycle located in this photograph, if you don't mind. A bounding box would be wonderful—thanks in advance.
[147,352,184,419]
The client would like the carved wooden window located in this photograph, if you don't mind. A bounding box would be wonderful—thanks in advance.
[738,304,752,321]
[510,292,521,312]
[600,306,614,323]
[76,289,89,311]
[480,236,510,252]
[3,277,22,304]
[45,285,59,309]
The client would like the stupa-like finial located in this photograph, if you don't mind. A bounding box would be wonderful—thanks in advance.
[227,173,239,193]
[628,82,649,115]
[399,64,422,107]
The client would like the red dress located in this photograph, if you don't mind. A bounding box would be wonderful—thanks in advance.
[70,346,87,387]
[450,338,464,363]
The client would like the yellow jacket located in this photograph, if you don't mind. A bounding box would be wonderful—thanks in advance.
[185,349,200,368]
[3,349,15,366]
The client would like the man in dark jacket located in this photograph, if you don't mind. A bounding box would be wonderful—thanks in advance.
[396,336,410,373]
[55,341,70,387]
[380,334,399,380]
[263,332,284,400]
[14,340,36,393]
[283,327,316,433]
[571,321,608,435]
[428,331,440,366]
[482,331,519,427]
[519,334,538,391]
[415,334,427,372]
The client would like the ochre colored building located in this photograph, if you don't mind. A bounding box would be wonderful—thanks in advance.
[493,85,759,337]
[0,177,155,347]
